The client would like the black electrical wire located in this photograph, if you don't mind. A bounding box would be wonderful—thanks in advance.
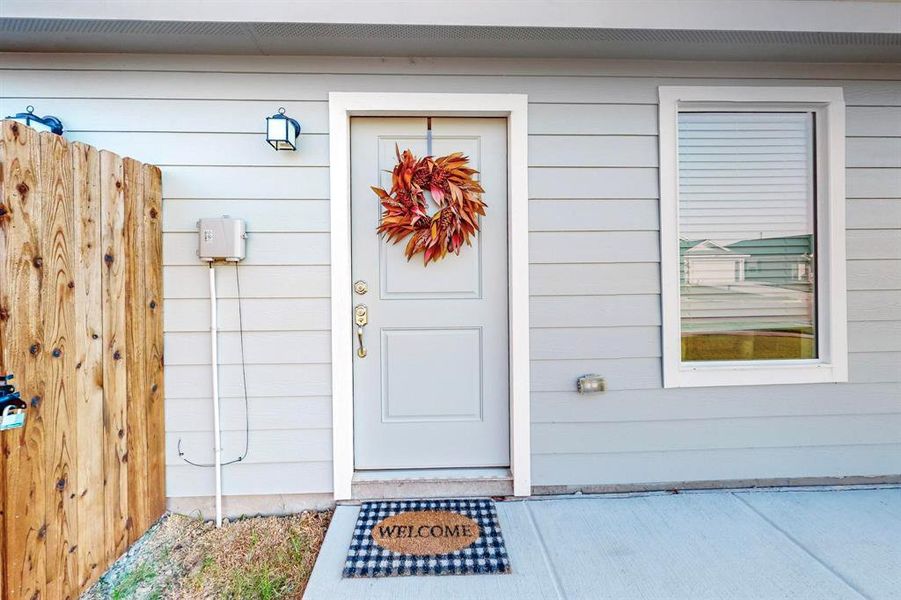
[178,262,251,467]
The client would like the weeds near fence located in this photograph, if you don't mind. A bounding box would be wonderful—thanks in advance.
[83,511,332,599]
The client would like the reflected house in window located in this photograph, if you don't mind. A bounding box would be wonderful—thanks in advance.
[681,240,750,286]
[681,234,814,287]
[680,233,816,361]
[728,234,814,285]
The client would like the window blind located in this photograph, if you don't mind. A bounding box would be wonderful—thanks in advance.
[677,112,817,361]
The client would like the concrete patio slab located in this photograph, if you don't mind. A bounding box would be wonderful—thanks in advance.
[737,487,901,599]
[305,487,901,599]
[526,492,858,600]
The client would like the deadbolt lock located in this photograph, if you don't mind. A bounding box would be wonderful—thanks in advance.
[353,280,368,295]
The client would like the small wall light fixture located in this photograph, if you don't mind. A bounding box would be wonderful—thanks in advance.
[266,107,301,151]
[6,105,64,135]
[576,374,606,394]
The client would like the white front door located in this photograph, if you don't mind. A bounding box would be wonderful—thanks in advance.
[350,117,509,470]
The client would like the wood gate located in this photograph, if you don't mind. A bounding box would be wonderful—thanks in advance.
[0,120,165,600]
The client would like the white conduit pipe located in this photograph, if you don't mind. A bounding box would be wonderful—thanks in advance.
[209,264,223,527]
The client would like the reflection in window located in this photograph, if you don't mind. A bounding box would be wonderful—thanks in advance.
[678,112,816,361]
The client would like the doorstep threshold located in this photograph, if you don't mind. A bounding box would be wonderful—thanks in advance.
[354,467,511,483]
[350,467,513,501]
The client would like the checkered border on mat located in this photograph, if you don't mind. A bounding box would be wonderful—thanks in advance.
[342,498,512,578]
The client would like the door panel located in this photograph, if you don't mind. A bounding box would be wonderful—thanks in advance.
[377,134,484,300]
[381,327,483,422]
[351,117,509,469]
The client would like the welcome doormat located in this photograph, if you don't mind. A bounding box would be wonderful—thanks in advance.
[342,498,512,578]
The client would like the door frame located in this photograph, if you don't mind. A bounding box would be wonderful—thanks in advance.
[328,92,531,500]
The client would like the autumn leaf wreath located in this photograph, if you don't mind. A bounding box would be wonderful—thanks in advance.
[371,146,486,265]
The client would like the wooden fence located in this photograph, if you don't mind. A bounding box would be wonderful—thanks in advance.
[0,120,165,600]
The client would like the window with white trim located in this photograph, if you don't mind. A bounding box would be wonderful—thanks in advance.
[658,87,848,388]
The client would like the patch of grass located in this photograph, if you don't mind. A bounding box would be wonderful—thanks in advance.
[111,562,157,600]
[170,511,332,599]
[228,566,289,600]
[83,511,332,599]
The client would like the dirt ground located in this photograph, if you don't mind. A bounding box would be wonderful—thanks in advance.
[82,511,332,600]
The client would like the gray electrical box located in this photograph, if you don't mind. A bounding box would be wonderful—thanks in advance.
[197,217,247,262]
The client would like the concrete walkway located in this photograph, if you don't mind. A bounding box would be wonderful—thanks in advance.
[305,486,901,599]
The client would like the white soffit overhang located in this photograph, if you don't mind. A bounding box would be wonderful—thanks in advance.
[0,1,899,61]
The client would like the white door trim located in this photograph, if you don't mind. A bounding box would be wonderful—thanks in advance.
[329,92,531,500]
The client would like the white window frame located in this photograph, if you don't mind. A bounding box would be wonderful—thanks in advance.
[658,86,848,388]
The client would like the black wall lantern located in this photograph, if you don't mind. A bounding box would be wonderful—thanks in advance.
[6,105,64,135]
[266,107,301,151]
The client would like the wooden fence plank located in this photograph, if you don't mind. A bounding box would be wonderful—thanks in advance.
[123,158,148,543]
[39,131,79,599]
[100,150,128,562]
[0,121,9,600]
[142,164,166,523]
[0,120,48,600]
[71,141,105,591]
[2,124,163,599]
[0,386,4,600]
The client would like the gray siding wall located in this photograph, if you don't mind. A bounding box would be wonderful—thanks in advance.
[1,54,898,499]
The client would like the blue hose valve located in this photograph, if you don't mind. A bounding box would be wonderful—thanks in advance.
[1,374,27,431]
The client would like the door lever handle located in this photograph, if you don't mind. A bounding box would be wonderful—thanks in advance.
[356,326,367,358]
[354,304,368,358]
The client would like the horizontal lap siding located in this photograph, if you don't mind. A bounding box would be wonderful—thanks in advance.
[167,429,332,465]
[3,70,901,104]
[2,55,898,497]
[164,331,331,364]
[163,298,330,331]
[532,445,901,488]
[534,414,901,454]
[166,462,332,496]
[164,266,331,298]
[167,396,332,431]
[523,83,901,488]
[165,364,331,399]
[164,232,329,265]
